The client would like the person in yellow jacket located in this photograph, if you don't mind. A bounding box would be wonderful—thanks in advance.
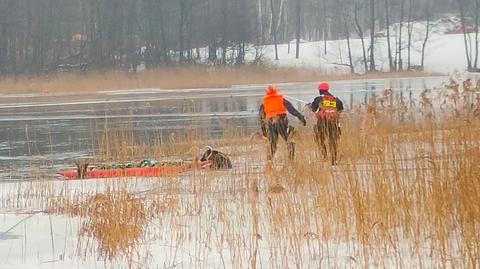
[307,81,344,165]
[259,85,306,160]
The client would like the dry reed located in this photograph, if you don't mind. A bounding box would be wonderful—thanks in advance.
[48,191,148,268]
[2,78,479,268]
[0,66,432,95]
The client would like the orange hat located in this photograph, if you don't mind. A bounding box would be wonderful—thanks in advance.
[266,84,277,95]
[318,81,330,91]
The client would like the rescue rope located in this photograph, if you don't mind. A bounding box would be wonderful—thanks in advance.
[283,94,310,105]
[0,211,43,238]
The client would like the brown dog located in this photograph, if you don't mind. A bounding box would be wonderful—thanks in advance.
[198,146,232,170]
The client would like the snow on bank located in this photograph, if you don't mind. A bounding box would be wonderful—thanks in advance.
[0,171,453,269]
[236,17,470,75]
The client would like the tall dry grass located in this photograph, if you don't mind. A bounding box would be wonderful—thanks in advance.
[2,79,479,268]
[259,82,480,268]
[0,66,432,95]
[52,192,147,258]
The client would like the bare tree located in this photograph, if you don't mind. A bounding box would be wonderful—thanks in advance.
[0,1,8,73]
[369,0,376,71]
[354,0,368,72]
[385,0,394,71]
[221,0,229,65]
[397,0,405,71]
[0,0,471,75]
[206,0,218,63]
[458,0,473,70]
[257,0,265,44]
[341,2,355,73]
[270,0,279,60]
[159,0,170,64]
[322,0,328,55]
[178,0,187,63]
[275,0,287,41]
[186,1,194,62]
[407,0,416,69]
[475,0,479,68]
[421,0,431,69]
[295,0,301,59]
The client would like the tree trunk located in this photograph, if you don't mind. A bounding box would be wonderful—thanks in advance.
[295,0,301,59]
[179,0,186,63]
[385,0,394,71]
[369,0,376,72]
[323,0,327,55]
[158,0,169,64]
[286,0,291,54]
[187,2,193,62]
[0,1,7,73]
[398,0,405,71]
[344,16,355,74]
[407,0,415,70]
[354,2,368,72]
[280,0,288,42]
[421,0,431,68]
[276,0,286,38]
[206,0,217,63]
[459,0,472,70]
[221,1,228,65]
[257,0,265,44]
[475,0,479,68]
[270,0,279,60]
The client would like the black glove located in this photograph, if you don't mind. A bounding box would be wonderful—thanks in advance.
[300,116,307,126]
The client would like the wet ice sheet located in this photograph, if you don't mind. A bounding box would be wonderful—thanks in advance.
[0,76,449,181]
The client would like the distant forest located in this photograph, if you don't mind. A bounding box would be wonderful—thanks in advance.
[0,0,476,74]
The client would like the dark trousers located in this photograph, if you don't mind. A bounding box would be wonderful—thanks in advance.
[266,114,295,160]
[314,118,341,165]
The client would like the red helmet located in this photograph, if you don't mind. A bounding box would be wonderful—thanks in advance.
[318,81,330,91]
[266,84,277,95]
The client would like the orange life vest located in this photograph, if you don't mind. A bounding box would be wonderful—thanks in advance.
[316,95,340,120]
[263,93,286,120]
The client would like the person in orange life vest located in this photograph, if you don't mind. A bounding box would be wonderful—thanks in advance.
[307,81,344,164]
[259,85,306,160]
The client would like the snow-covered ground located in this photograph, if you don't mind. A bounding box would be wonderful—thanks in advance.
[1,16,478,269]
[238,16,470,75]
[0,167,460,269]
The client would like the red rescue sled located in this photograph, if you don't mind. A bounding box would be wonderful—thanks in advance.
[58,164,194,180]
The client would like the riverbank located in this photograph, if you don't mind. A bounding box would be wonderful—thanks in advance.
[0,66,436,96]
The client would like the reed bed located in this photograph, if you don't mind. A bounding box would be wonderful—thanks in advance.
[0,66,431,95]
[1,80,479,268]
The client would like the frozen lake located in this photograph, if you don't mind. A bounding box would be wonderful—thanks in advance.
[0,76,448,181]
[0,75,476,269]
